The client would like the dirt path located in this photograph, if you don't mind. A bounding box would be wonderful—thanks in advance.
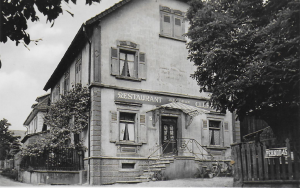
[0,174,34,187]
[107,177,233,187]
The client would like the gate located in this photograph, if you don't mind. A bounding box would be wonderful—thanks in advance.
[231,138,300,187]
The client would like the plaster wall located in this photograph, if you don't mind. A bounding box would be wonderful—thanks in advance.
[98,0,209,98]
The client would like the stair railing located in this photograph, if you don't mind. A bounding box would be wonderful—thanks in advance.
[177,138,215,161]
[144,138,216,181]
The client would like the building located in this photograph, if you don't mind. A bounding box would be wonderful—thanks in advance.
[42,0,239,185]
[21,93,50,146]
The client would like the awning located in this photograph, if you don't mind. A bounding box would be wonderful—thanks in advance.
[152,101,210,117]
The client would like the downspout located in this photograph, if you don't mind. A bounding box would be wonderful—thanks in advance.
[83,23,92,185]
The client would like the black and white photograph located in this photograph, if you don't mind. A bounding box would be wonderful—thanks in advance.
[0,0,299,187]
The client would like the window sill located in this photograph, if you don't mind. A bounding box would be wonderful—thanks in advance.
[115,75,142,82]
[119,169,139,172]
[115,141,143,146]
[159,34,187,42]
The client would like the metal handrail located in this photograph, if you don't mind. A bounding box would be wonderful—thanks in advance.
[145,138,217,180]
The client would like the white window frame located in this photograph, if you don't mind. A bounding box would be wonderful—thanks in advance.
[119,111,137,143]
[208,119,223,146]
[159,5,185,41]
[110,41,146,81]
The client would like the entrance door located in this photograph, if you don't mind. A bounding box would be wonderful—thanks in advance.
[161,117,177,155]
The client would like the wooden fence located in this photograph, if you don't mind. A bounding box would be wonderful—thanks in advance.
[231,138,300,187]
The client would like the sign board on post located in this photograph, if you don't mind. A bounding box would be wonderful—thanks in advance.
[265,147,288,158]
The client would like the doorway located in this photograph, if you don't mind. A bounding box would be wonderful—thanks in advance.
[161,116,178,155]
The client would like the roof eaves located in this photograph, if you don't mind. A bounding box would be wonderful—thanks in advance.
[23,108,38,125]
[43,25,86,91]
[35,93,50,102]
[35,96,50,110]
[86,0,132,25]
[43,0,132,91]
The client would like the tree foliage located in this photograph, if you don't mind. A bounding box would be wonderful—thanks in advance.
[0,118,21,160]
[186,0,300,136]
[21,84,90,157]
[1,0,100,46]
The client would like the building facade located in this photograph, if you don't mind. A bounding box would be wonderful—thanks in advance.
[21,93,50,146]
[43,0,239,185]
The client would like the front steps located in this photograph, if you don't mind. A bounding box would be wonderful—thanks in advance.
[135,156,175,182]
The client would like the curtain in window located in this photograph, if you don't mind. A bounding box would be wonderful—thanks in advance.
[209,129,220,145]
[120,123,134,141]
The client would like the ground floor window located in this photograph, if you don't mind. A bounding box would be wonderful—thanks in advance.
[209,120,221,145]
[119,112,135,141]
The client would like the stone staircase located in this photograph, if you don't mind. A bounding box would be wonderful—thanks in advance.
[135,156,175,182]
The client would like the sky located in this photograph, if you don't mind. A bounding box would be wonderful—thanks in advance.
[0,0,121,131]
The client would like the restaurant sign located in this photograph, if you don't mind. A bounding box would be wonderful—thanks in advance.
[265,147,288,158]
[114,90,213,109]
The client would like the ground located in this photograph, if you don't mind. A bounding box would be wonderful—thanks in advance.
[0,174,34,187]
[109,177,233,187]
[0,174,233,187]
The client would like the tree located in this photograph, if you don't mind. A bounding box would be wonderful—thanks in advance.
[186,0,300,140]
[0,0,100,46]
[21,84,90,158]
[0,118,21,160]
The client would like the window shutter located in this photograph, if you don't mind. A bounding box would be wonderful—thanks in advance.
[223,122,230,147]
[138,52,147,80]
[111,47,119,75]
[139,114,147,143]
[110,111,118,142]
[202,120,209,146]
[161,13,172,36]
[203,120,208,129]
[174,17,183,39]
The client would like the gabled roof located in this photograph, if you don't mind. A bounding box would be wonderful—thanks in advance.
[24,95,50,125]
[36,93,50,102]
[43,0,132,91]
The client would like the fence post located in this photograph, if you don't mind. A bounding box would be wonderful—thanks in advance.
[275,154,281,179]
[246,143,252,181]
[241,144,247,181]
[262,143,269,180]
[270,158,275,180]
[251,143,258,180]
[285,138,293,180]
[232,145,240,182]
[257,144,263,180]
[236,145,243,182]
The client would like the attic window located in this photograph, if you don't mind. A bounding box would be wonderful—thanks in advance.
[160,5,185,41]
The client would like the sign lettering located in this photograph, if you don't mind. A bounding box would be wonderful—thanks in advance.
[114,90,213,110]
[265,147,288,158]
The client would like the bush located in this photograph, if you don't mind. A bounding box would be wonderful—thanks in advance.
[1,168,18,180]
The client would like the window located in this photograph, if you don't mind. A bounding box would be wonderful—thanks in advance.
[119,112,136,142]
[33,117,37,133]
[75,53,82,84]
[160,5,185,40]
[53,84,60,102]
[209,120,221,145]
[122,163,135,169]
[42,124,47,131]
[120,50,136,77]
[110,40,147,80]
[63,70,70,95]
